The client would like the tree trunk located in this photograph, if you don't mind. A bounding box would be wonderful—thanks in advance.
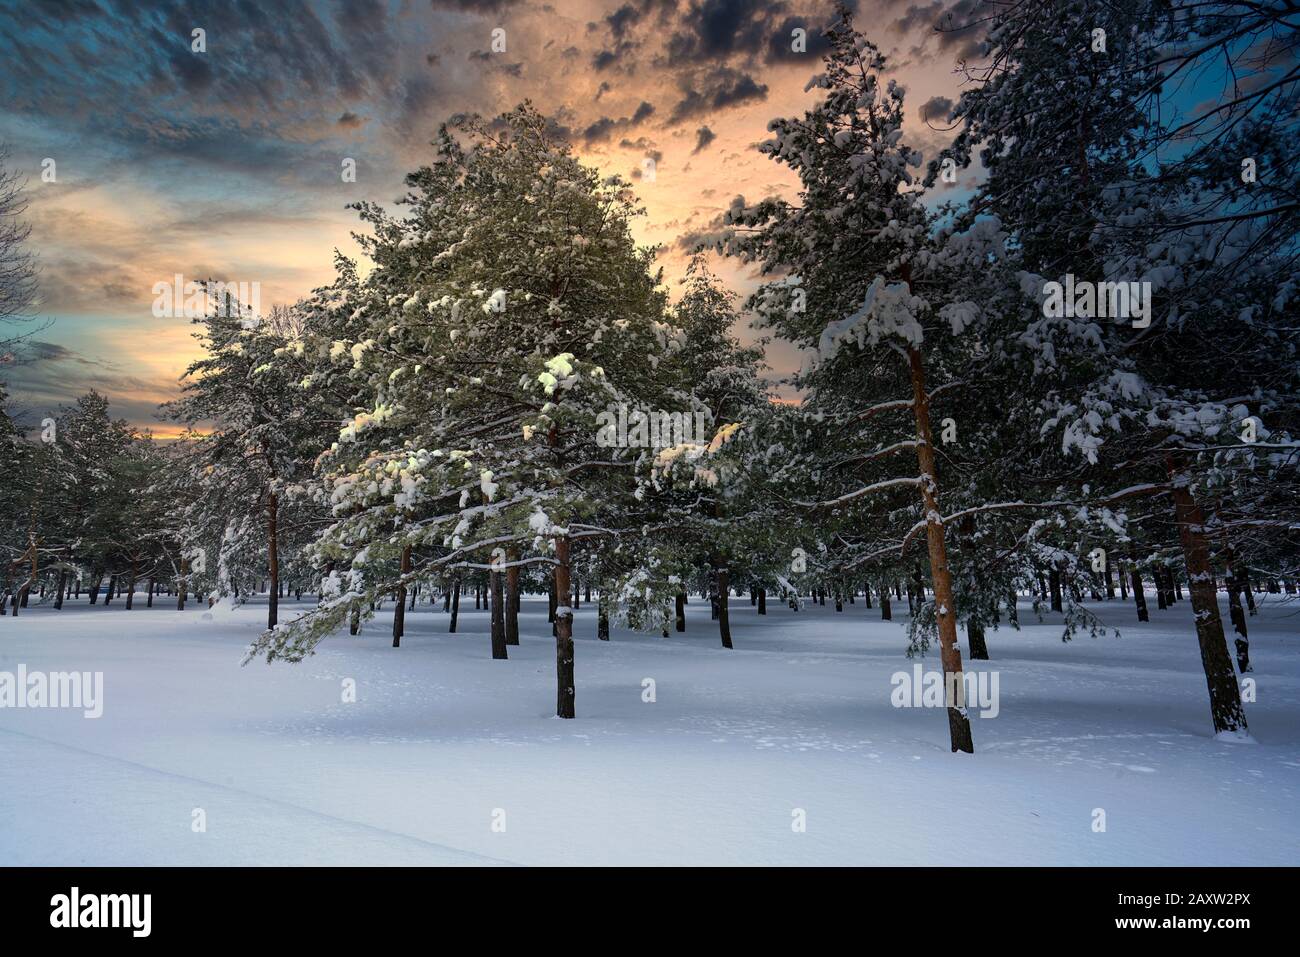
[1216,535,1248,676]
[880,581,892,620]
[177,560,188,611]
[393,543,411,647]
[1048,566,1062,612]
[554,536,575,718]
[967,618,989,660]
[505,549,520,646]
[757,587,766,615]
[1127,546,1150,622]
[716,565,733,649]
[449,578,460,633]
[1167,457,1248,735]
[490,566,507,659]
[267,491,280,629]
[675,591,686,632]
[1118,560,1129,600]
[597,591,610,641]
[54,568,67,610]
[146,575,154,608]
[907,343,973,753]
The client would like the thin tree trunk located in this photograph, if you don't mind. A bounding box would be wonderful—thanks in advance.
[1127,545,1149,622]
[146,575,154,608]
[505,548,520,646]
[393,543,411,647]
[54,568,67,610]
[554,536,575,718]
[967,618,989,660]
[1241,566,1257,615]
[1048,567,1062,612]
[716,565,733,649]
[267,491,279,629]
[490,566,507,659]
[907,343,973,753]
[757,587,766,615]
[880,581,892,620]
[675,591,686,632]
[1218,531,1251,674]
[449,578,460,633]
[1167,456,1248,735]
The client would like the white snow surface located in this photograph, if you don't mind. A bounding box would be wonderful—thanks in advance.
[1,593,1297,866]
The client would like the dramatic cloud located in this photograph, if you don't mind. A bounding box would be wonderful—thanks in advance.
[918,95,954,123]
[669,67,769,123]
[0,0,988,427]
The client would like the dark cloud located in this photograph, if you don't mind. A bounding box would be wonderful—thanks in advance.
[592,41,637,72]
[337,111,367,128]
[12,341,92,365]
[668,67,768,124]
[692,125,716,153]
[663,0,776,66]
[897,0,985,60]
[582,101,656,143]
[918,95,953,123]
[427,0,523,11]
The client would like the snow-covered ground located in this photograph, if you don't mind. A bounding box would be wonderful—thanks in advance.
[1,591,1297,866]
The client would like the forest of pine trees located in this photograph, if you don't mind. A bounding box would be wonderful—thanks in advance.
[1,2,1296,755]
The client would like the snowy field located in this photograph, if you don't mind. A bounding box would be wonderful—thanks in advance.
[1,592,1297,866]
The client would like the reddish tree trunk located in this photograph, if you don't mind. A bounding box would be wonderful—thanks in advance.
[1166,457,1248,736]
[907,345,973,753]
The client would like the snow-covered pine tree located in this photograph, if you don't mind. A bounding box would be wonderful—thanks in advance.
[247,105,681,719]
[935,0,1300,735]
[164,284,332,628]
[712,10,1031,753]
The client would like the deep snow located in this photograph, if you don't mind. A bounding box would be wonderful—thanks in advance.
[1,590,1297,865]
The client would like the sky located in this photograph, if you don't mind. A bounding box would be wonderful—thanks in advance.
[0,0,984,436]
